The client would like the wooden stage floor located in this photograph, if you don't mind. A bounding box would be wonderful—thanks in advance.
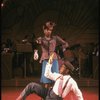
[1,86,99,100]
[1,76,99,87]
[1,77,99,100]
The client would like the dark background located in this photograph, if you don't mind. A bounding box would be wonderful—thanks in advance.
[1,0,99,79]
[1,0,99,45]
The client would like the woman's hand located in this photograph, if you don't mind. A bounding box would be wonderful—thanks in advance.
[34,49,39,60]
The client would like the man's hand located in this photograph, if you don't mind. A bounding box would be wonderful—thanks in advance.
[48,52,55,64]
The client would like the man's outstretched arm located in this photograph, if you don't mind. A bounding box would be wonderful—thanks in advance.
[44,52,61,81]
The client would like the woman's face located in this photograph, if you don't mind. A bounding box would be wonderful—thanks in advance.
[44,29,52,37]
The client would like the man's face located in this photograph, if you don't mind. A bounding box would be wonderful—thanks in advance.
[60,64,69,74]
[44,29,52,37]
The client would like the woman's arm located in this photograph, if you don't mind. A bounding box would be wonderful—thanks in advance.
[56,35,69,51]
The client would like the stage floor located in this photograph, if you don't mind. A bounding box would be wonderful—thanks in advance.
[1,76,99,87]
[1,86,99,100]
[1,76,99,100]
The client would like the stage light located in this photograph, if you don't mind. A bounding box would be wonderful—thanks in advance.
[1,3,4,7]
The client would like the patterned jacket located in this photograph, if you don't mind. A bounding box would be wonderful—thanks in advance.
[36,35,69,63]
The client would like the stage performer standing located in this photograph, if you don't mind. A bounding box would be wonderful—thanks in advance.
[34,21,69,88]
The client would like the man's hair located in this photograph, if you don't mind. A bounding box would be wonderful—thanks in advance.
[60,64,70,75]
[64,61,74,71]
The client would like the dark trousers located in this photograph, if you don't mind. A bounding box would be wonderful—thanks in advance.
[20,82,62,100]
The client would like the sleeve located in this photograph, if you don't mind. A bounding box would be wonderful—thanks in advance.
[36,37,42,44]
[44,63,61,81]
[71,80,84,100]
[33,37,42,50]
[56,35,69,52]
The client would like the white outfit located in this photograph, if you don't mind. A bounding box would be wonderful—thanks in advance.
[44,63,83,100]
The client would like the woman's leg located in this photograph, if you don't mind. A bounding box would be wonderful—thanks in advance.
[52,59,59,73]
[40,60,53,88]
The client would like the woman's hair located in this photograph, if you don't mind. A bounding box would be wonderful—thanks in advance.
[43,21,56,31]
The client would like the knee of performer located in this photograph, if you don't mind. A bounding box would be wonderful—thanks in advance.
[27,82,37,88]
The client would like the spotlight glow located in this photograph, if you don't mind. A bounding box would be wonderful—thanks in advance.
[1,3,4,7]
